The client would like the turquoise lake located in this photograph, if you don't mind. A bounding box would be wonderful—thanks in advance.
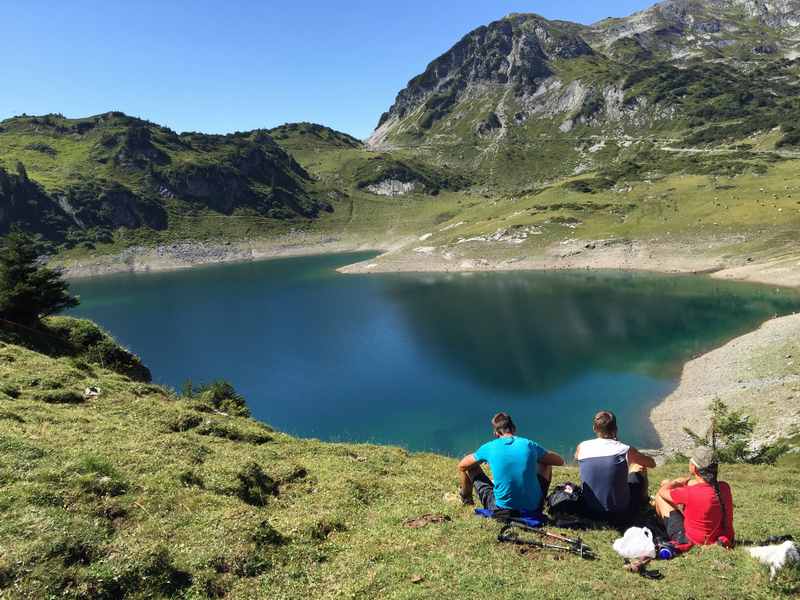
[68,252,800,458]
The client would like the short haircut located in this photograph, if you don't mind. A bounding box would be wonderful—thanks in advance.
[593,411,618,438]
[492,412,516,435]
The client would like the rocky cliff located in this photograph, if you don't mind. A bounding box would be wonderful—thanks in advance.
[368,1,800,188]
[0,113,331,246]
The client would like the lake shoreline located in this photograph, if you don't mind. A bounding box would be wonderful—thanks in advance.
[60,234,800,289]
[60,237,800,454]
[650,312,800,454]
[58,234,396,280]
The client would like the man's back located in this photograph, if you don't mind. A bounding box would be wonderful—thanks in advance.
[474,436,546,511]
[576,438,631,514]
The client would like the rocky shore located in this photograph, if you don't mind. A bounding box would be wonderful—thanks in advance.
[650,313,800,453]
[59,234,388,279]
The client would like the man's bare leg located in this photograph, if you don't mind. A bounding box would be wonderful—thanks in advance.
[459,463,485,502]
[654,491,680,519]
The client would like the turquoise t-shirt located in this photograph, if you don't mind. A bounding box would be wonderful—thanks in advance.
[473,436,547,511]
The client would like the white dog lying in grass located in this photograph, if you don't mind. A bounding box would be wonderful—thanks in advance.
[748,541,799,580]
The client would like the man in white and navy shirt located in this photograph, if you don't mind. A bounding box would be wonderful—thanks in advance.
[575,411,656,524]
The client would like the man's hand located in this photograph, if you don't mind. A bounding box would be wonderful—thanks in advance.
[628,447,657,469]
[660,476,690,489]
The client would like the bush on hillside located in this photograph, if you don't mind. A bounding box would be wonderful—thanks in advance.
[48,317,152,382]
[83,546,193,598]
[35,390,84,405]
[0,229,78,326]
[183,380,250,417]
[683,399,789,464]
[235,462,278,507]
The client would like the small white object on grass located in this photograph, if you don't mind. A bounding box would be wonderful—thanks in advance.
[83,386,101,399]
[612,527,656,559]
[748,541,799,580]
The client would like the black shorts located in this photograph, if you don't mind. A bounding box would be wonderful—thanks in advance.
[626,471,646,514]
[664,511,690,545]
[471,469,549,512]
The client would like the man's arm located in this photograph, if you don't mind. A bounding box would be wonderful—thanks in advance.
[458,453,479,472]
[657,478,689,504]
[628,447,656,469]
[539,451,565,467]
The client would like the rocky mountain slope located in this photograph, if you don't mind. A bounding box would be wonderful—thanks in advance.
[369,1,800,189]
[0,113,329,246]
[6,0,800,259]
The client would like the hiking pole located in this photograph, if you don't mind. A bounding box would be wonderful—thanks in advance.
[498,523,596,560]
[505,519,594,555]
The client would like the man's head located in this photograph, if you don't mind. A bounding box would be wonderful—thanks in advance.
[492,412,516,437]
[592,411,618,439]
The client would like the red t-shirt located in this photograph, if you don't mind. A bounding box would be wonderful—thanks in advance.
[670,481,735,545]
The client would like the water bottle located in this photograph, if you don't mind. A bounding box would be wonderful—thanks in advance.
[657,544,676,560]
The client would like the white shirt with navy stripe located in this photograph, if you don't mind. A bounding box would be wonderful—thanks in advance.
[576,438,631,514]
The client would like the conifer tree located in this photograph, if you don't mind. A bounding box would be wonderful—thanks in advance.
[0,229,78,325]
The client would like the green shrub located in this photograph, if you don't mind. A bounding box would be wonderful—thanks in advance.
[60,319,151,382]
[186,380,250,417]
[0,560,15,588]
[0,383,20,399]
[0,435,45,463]
[196,422,271,445]
[178,469,205,488]
[231,552,273,578]
[35,389,84,404]
[194,571,229,598]
[76,455,129,497]
[562,178,614,194]
[252,520,286,547]
[46,532,102,567]
[0,410,24,423]
[83,546,192,598]
[307,519,347,541]
[225,521,287,578]
[27,485,65,507]
[235,462,278,506]
[170,413,203,432]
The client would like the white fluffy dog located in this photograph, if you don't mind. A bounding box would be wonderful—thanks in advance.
[748,541,799,580]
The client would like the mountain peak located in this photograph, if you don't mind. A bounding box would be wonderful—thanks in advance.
[369,15,593,148]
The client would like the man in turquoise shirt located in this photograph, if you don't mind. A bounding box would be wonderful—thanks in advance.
[458,412,565,512]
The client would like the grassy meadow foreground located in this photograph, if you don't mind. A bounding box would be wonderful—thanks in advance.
[0,318,798,599]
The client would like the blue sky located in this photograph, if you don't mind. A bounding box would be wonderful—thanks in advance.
[1,1,655,139]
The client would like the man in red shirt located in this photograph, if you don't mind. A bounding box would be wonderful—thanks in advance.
[655,446,735,548]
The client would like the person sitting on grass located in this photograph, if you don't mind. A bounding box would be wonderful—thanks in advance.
[575,410,656,524]
[457,412,565,515]
[654,446,735,548]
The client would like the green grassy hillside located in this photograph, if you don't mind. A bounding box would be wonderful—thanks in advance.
[1,318,798,599]
[0,113,327,248]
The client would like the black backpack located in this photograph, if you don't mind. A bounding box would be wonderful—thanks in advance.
[545,482,584,516]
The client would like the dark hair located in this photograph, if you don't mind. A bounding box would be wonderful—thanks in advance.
[492,412,516,435]
[593,411,618,439]
[696,463,727,540]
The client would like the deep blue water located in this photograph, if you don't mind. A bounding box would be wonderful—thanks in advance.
[68,253,800,457]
